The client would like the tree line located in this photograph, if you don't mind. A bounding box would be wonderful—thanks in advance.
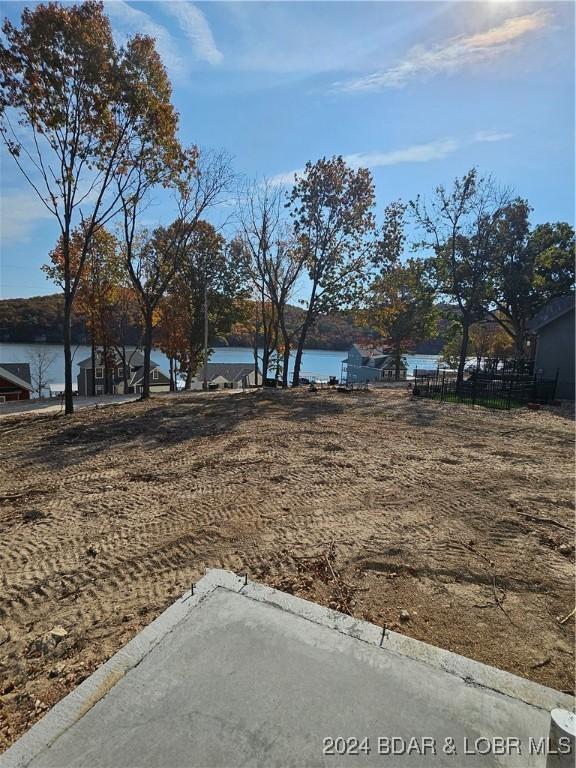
[1,2,573,412]
[0,294,394,353]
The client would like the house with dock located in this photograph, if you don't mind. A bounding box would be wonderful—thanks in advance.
[77,351,170,396]
[342,344,407,384]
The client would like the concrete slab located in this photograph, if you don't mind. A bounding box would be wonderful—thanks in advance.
[2,570,573,768]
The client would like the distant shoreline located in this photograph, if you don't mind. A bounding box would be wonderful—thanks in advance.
[0,340,440,356]
[0,294,445,354]
[0,339,350,353]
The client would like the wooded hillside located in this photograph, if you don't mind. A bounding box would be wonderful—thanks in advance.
[0,294,443,352]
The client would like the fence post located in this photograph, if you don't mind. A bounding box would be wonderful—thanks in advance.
[441,371,445,402]
[472,376,477,406]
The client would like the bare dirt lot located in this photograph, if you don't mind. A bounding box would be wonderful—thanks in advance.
[1,388,574,750]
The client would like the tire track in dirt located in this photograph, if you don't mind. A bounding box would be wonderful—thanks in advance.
[0,389,574,752]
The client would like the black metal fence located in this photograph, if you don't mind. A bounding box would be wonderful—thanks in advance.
[412,364,558,410]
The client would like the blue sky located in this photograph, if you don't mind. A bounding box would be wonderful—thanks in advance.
[1,0,574,299]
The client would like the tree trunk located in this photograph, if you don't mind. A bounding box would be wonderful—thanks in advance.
[63,292,74,415]
[142,312,153,399]
[513,319,526,359]
[184,342,196,390]
[122,347,129,394]
[457,319,470,390]
[262,347,270,386]
[281,334,291,389]
[169,357,174,392]
[103,343,109,395]
[292,318,311,387]
[253,343,259,386]
[394,341,402,381]
[91,341,96,397]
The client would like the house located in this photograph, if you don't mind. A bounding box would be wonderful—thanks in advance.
[189,363,259,390]
[77,351,170,396]
[527,293,575,400]
[0,362,34,402]
[342,344,407,383]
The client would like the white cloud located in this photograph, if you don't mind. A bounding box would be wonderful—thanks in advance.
[335,10,552,92]
[269,138,459,186]
[162,2,222,66]
[474,130,513,143]
[345,139,459,170]
[268,131,512,186]
[0,191,55,243]
[104,1,185,77]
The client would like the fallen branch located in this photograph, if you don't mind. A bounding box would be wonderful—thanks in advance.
[559,607,576,625]
[460,540,521,628]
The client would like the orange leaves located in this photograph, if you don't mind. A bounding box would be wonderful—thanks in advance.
[364,259,437,352]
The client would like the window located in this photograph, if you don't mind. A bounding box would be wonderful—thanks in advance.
[95,367,103,379]
[95,385,104,395]
[152,368,159,381]
[117,366,123,378]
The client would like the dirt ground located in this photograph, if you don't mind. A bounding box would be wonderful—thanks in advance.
[0,388,574,750]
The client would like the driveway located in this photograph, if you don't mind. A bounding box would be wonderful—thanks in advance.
[0,394,139,419]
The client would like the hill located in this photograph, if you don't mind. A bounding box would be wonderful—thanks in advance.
[0,293,443,352]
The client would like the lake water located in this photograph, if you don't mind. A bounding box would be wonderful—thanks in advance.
[0,342,440,385]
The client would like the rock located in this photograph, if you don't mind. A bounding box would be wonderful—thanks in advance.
[558,544,573,555]
[33,625,68,655]
[399,609,411,622]
[86,545,99,557]
[531,657,551,669]
[0,625,9,645]
[49,626,68,641]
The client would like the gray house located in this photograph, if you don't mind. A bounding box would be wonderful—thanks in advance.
[528,294,575,400]
[342,344,407,384]
[189,363,259,390]
[77,351,170,396]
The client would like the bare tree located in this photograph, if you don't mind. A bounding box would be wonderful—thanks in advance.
[238,180,305,387]
[28,350,57,399]
[119,149,235,398]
